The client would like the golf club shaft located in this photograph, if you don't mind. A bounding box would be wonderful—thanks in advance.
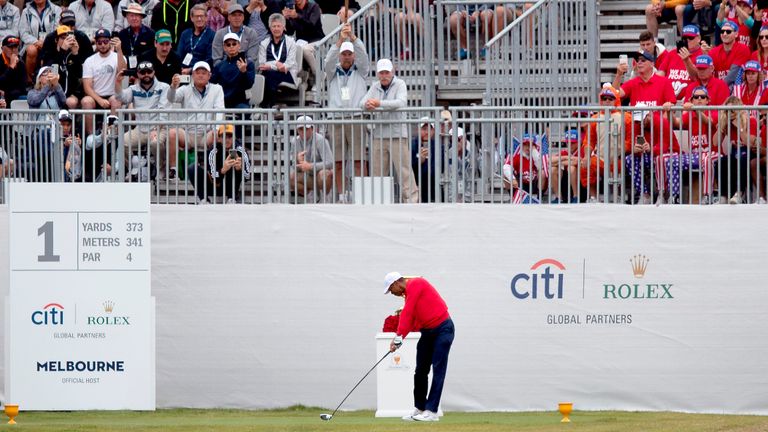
[329,350,392,417]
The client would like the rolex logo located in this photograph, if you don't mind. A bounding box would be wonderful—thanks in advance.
[103,301,114,314]
[630,254,649,278]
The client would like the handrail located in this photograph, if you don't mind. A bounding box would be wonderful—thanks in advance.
[484,0,548,48]
[312,0,382,48]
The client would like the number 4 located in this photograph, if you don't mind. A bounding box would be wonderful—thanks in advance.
[126,253,132,262]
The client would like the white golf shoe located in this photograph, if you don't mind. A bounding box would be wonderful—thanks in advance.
[401,408,422,421]
[412,410,439,422]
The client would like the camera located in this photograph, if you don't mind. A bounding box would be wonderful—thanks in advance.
[179,75,191,84]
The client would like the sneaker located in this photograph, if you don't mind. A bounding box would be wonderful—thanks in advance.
[669,195,681,204]
[569,196,579,204]
[587,196,598,203]
[226,198,235,204]
[412,410,439,422]
[729,191,743,205]
[168,167,178,180]
[758,197,767,204]
[549,197,560,204]
[196,197,208,205]
[639,194,652,205]
[655,194,665,205]
[700,195,711,205]
[716,195,728,204]
[458,48,469,60]
[402,408,422,421]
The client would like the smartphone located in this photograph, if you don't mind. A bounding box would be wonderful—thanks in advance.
[229,149,239,159]
[179,75,191,84]
[618,54,628,66]
[51,64,59,75]
[123,68,137,77]
[676,39,687,52]
[635,136,646,146]
[285,0,295,8]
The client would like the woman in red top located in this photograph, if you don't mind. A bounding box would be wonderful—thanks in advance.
[385,272,454,422]
[750,25,768,70]
[714,96,760,203]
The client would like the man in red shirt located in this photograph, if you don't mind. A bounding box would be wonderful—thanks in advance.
[708,20,751,83]
[683,55,730,105]
[659,24,706,98]
[385,272,454,423]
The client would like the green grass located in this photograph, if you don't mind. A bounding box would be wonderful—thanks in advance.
[1,406,767,432]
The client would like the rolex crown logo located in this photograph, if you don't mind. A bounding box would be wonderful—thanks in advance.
[630,254,649,278]
[103,300,114,313]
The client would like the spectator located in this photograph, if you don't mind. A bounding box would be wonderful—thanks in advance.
[659,85,720,204]
[81,29,122,133]
[315,0,360,21]
[288,115,334,200]
[243,0,269,42]
[24,66,63,181]
[548,129,587,203]
[639,30,669,71]
[708,20,750,83]
[27,65,66,111]
[751,25,768,70]
[167,61,225,157]
[684,54,730,104]
[752,120,767,203]
[659,24,706,98]
[683,0,719,40]
[361,58,419,203]
[117,3,155,60]
[257,13,298,108]
[0,35,26,103]
[716,0,754,47]
[41,25,91,109]
[19,0,61,84]
[177,3,215,71]
[502,132,547,200]
[0,139,14,179]
[151,0,200,45]
[40,11,94,83]
[734,60,762,110]
[449,4,513,60]
[205,0,226,32]
[0,0,20,42]
[447,126,479,202]
[115,0,158,31]
[139,29,182,84]
[211,32,256,108]
[188,123,251,204]
[59,109,84,182]
[614,49,678,204]
[115,60,175,180]
[645,0,687,37]
[714,96,758,204]
[68,0,115,38]
[411,117,438,203]
[395,0,426,60]
[324,23,368,200]
[212,4,261,64]
[282,0,323,91]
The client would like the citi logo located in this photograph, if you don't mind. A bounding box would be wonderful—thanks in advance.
[31,303,65,325]
[510,259,565,299]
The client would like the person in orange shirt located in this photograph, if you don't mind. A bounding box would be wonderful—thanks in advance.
[646,0,689,37]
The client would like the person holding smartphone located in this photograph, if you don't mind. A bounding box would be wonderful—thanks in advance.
[211,32,255,108]
[288,115,334,201]
[187,124,251,204]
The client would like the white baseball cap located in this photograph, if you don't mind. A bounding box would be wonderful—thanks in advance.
[340,41,354,53]
[384,271,403,294]
[418,116,432,128]
[295,115,313,130]
[223,32,240,43]
[449,127,465,138]
[192,61,210,72]
[376,58,393,73]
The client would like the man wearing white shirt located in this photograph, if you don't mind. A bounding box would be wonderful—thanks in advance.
[81,28,123,134]
[68,0,115,38]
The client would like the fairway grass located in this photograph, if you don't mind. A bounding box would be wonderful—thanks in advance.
[1,406,767,432]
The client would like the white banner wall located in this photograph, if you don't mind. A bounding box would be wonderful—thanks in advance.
[2,205,767,413]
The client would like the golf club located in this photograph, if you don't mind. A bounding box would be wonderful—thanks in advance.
[319,350,392,421]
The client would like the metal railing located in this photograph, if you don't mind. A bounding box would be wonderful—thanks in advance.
[1,105,766,206]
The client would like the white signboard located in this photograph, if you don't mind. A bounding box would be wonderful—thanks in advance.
[6,183,155,410]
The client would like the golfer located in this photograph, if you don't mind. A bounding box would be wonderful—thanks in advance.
[385,271,455,422]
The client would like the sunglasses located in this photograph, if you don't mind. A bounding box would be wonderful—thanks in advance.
[682,36,696,40]
[721,30,734,35]
[600,96,616,101]
[760,35,768,40]
[95,39,111,44]
[691,94,709,100]
[224,42,238,47]
[137,69,153,75]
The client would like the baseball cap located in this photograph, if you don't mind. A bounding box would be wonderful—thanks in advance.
[155,29,172,43]
[721,20,739,32]
[448,127,464,138]
[223,32,240,43]
[564,129,579,143]
[521,132,534,143]
[744,60,761,72]
[192,61,210,71]
[384,271,402,294]
[36,66,52,82]
[681,24,700,37]
[695,55,713,68]
[217,124,235,135]
[137,60,154,72]
[295,115,313,130]
[340,41,354,53]
[94,28,111,40]
[738,0,753,7]
[690,86,709,97]
[418,116,432,128]
[635,49,655,62]
[60,9,76,25]
[228,3,244,14]
[440,110,452,123]
[58,109,72,122]
[2,35,20,48]
[56,25,72,36]
[376,58,393,73]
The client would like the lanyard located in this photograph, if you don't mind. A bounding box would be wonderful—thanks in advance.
[227,25,242,38]
[270,38,284,62]
[190,28,207,52]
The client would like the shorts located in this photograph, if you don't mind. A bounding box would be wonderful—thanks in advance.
[331,123,366,162]
[656,7,677,24]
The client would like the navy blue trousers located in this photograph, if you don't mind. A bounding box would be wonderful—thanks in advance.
[414,318,455,413]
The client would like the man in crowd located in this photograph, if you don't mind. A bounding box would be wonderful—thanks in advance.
[176,3,215,71]
[81,28,122,134]
[211,32,255,108]
[188,123,251,204]
[151,0,199,45]
[118,3,155,61]
[0,0,20,42]
[411,117,439,203]
[645,0,686,37]
[361,58,419,203]
[40,10,94,68]
[115,0,157,31]
[283,0,323,91]
[324,23,368,201]
[212,4,261,64]
[288,115,334,201]
[19,0,61,84]
[658,24,706,98]
[0,35,27,103]
[707,20,750,84]
[41,25,91,108]
[68,0,115,38]
[257,13,298,108]
[683,54,729,105]
[139,29,182,84]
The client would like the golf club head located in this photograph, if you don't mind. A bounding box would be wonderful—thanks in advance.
[320,413,333,421]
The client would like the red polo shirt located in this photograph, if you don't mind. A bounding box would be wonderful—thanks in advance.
[709,42,751,80]
[622,73,677,107]
[683,77,729,105]
[396,278,450,339]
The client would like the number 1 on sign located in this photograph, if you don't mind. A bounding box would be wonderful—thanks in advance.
[37,221,61,262]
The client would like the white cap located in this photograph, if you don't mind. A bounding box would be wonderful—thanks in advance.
[376,58,393,73]
[223,32,240,43]
[36,66,52,82]
[192,61,210,72]
[384,271,403,294]
[57,109,71,121]
[340,41,354,53]
[449,127,465,138]
[295,115,313,130]
[418,116,432,128]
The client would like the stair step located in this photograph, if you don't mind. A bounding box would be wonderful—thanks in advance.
[599,15,646,27]
[598,0,648,12]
